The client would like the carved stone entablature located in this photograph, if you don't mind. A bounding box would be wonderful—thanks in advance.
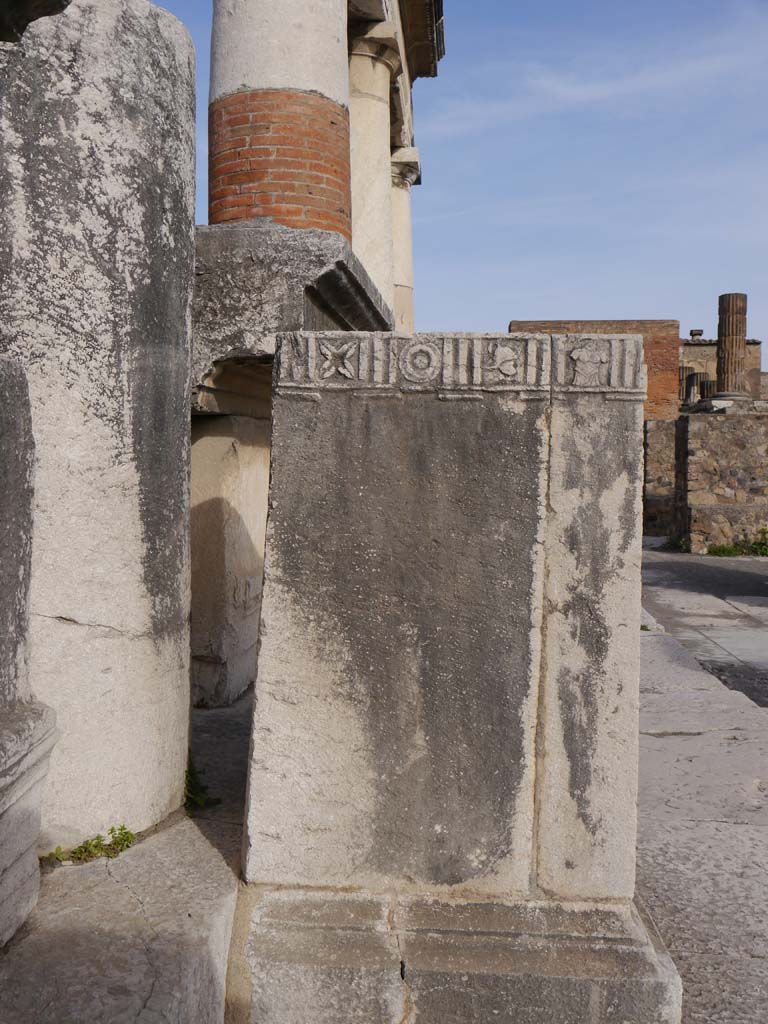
[552,334,646,395]
[0,0,71,43]
[278,333,551,394]
[277,332,647,399]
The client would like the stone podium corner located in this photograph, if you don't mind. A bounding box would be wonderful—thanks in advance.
[236,332,682,1023]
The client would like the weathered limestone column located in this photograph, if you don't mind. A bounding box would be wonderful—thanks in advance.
[349,23,401,311]
[391,147,420,332]
[0,0,195,847]
[191,415,271,708]
[716,292,748,397]
[209,0,351,236]
[0,358,56,946]
[239,331,681,1022]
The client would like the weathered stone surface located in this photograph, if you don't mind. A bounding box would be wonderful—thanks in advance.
[716,293,748,397]
[0,817,238,1022]
[0,357,34,707]
[245,332,648,901]
[191,417,271,707]
[0,357,57,947]
[235,891,680,1024]
[674,414,768,553]
[193,223,393,408]
[245,333,555,894]
[0,0,195,847]
[0,703,57,947]
[537,334,646,900]
[238,331,679,1021]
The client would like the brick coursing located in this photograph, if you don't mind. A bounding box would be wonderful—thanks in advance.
[209,89,351,240]
[508,319,680,421]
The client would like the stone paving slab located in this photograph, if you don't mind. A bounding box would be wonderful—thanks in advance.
[0,818,238,1024]
[0,695,251,1023]
[638,629,768,1023]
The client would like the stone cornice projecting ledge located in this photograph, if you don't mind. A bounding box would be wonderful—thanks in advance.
[399,0,445,79]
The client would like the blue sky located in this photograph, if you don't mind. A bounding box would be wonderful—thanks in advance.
[161,0,768,356]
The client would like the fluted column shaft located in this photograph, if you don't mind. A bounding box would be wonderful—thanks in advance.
[716,292,748,396]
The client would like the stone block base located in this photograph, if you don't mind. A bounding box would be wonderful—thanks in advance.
[0,701,56,946]
[237,891,682,1023]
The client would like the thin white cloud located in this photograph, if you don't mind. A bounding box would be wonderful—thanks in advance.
[421,5,768,139]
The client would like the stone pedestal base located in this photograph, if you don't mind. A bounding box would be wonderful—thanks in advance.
[0,702,56,946]
[240,891,682,1023]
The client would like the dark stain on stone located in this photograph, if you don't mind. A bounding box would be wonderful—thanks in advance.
[269,381,545,886]
[0,358,34,704]
[0,5,194,640]
[121,5,194,640]
[556,400,638,836]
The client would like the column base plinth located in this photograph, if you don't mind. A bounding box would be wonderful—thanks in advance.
[237,890,682,1023]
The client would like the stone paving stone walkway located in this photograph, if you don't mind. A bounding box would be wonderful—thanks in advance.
[637,625,768,1024]
[1,626,765,1021]
[643,544,768,675]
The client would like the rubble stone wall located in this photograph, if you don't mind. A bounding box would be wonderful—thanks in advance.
[675,414,768,552]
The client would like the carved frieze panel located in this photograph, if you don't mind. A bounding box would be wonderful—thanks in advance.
[277,332,646,400]
[278,333,551,393]
[552,334,646,395]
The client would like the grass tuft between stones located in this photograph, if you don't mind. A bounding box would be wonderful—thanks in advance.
[42,825,136,867]
[708,529,768,558]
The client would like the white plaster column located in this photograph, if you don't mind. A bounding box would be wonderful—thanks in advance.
[210,0,349,107]
[349,22,401,312]
[209,0,352,234]
[391,147,421,332]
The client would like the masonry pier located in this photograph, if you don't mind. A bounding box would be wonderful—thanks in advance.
[232,331,682,1023]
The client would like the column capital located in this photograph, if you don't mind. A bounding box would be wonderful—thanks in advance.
[349,21,402,78]
[391,147,421,188]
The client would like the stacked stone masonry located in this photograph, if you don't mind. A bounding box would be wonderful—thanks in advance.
[239,331,682,1023]
[209,90,352,238]
[675,414,768,553]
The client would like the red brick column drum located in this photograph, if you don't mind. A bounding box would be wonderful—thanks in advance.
[208,89,352,240]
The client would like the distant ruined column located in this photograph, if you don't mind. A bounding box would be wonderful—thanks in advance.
[349,22,401,311]
[716,292,748,397]
[209,0,351,237]
[391,147,421,332]
[0,0,195,848]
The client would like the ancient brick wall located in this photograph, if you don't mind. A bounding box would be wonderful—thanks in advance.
[508,319,680,420]
[675,414,768,552]
[644,420,676,535]
[209,89,352,239]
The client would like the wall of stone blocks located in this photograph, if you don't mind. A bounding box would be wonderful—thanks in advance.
[675,414,768,553]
